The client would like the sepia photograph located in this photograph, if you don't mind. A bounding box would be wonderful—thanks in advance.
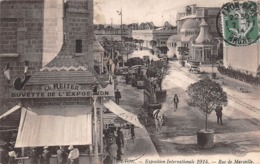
[0,0,260,163]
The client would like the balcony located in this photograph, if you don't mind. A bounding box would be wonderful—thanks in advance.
[177,9,205,20]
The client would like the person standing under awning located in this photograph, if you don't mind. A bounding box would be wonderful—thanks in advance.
[68,145,79,164]
[57,146,68,164]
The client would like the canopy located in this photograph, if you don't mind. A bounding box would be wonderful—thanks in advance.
[15,107,92,148]
[129,50,160,61]
[103,100,144,129]
[0,105,21,120]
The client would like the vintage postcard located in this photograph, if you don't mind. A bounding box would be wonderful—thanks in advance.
[0,0,260,164]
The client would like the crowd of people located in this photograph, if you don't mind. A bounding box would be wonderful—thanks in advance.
[103,127,124,164]
[103,126,135,164]
[0,143,81,164]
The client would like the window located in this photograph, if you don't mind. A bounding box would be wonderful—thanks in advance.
[76,40,82,53]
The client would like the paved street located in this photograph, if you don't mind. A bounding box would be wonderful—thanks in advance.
[145,61,260,157]
[114,76,159,161]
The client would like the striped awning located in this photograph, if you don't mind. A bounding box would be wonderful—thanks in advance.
[0,105,21,120]
[103,100,144,129]
[15,106,92,148]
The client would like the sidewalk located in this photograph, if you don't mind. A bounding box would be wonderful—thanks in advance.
[114,76,159,161]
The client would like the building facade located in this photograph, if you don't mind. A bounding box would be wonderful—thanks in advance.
[94,25,131,42]
[0,0,98,151]
[167,4,220,60]
[0,0,94,113]
[132,22,177,49]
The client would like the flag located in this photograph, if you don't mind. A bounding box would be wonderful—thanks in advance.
[117,10,121,15]
[4,62,10,81]
[24,60,29,74]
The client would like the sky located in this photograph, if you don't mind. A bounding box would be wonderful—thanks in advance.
[94,0,229,26]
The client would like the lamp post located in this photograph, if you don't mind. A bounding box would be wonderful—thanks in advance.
[92,95,99,164]
[92,83,100,164]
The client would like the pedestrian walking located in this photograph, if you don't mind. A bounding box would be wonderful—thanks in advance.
[172,94,179,112]
[130,124,135,142]
[68,145,79,164]
[114,89,121,105]
[40,146,51,164]
[116,128,124,161]
[57,146,68,164]
[215,106,223,125]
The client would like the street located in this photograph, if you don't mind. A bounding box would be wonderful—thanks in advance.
[145,61,260,156]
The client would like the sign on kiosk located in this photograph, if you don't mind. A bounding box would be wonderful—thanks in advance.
[10,83,114,98]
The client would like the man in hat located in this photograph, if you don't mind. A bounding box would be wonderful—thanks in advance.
[57,146,68,164]
[68,145,79,164]
[215,106,223,125]
[116,128,124,161]
[40,146,51,164]
[114,89,121,105]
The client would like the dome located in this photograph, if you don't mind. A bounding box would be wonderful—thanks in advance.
[180,19,200,33]
[167,35,181,44]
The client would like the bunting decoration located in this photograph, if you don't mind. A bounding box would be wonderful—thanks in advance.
[4,62,11,81]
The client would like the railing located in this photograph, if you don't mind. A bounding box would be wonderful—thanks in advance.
[177,9,205,20]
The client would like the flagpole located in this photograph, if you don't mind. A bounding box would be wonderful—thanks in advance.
[120,8,122,41]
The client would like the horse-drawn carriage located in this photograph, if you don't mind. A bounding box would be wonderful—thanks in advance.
[137,104,166,128]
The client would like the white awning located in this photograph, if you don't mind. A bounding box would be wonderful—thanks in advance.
[15,106,92,148]
[103,100,144,129]
[0,105,21,120]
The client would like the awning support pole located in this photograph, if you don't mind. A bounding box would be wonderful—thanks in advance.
[93,95,100,164]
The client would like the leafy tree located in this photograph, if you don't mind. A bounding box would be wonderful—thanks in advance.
[187,78,228,131]
[149,40,157,48]
[133,39,138,48]
[148,61,169,91]
[126,57,143,67]
[128,37,133,43]
[138,39,144,49]
[178,46,189,66]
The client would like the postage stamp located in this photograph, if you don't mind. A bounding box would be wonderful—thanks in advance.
[220,1,259,46]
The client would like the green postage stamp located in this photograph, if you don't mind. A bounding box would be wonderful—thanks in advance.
[221,1,259,46]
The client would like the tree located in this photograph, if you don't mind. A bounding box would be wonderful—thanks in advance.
[156,65,169,91]
[149,40,157,48]
[138,39,144,49]
[133,39,138,48]
[187,78,228,131]
[178,46,189,66]
[126,57,143,67]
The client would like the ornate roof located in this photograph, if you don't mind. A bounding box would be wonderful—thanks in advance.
[40,44,86,72]
[195,19,213,44]
[180,19,200,33]
[26,44,96,85]
[167,35,181,43]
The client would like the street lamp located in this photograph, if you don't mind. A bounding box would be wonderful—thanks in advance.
[92,83,100,164]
